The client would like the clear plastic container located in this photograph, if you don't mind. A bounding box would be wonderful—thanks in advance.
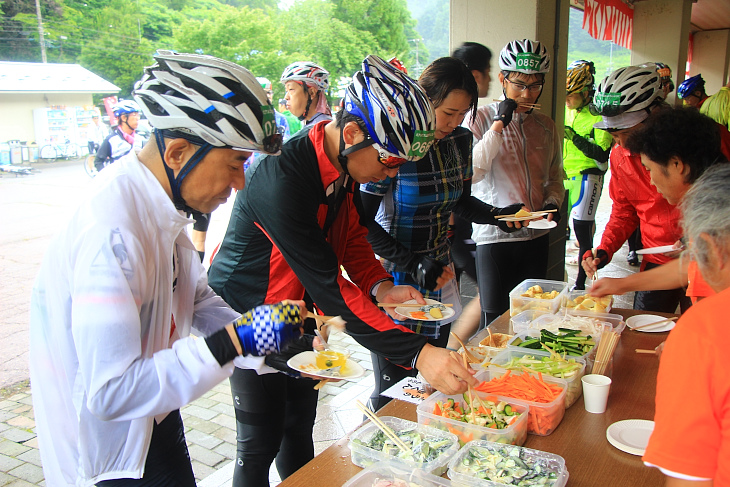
[342,460,453,487]
[489,349,586,408]
[417,390,529,447]
[463,328,514,370]
[566,309,626,336]
[475,369,567,436]
[509,279,568,317]
[447,440,569,487]
[348,416,460,476]
[509,309,551,335]
[562,289,613,313]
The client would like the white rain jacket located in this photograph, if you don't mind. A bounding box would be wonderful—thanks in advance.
[29,152,264,486]
[467,102,565,245]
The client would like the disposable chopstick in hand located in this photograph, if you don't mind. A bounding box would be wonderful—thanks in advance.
[494,209,558,219]
[377,302,454,308]
[354,400,413,456]
[631,317,677,331]
[635,349,658,354]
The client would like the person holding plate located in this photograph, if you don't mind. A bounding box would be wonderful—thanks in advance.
[643,163,730,485]
[466,39,564,327]
[359,56,525,410]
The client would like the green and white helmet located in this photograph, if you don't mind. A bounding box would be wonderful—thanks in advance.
[499,39,551,74]
[591,64,663,117]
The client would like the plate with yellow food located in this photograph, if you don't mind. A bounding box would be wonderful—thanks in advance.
[499,210,549,222]
[394,299,455,321]
[287,350,365,380]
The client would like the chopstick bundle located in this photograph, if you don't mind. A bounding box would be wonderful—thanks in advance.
[631,317,677,331]
[592,330,619,376]
[491,99,542,109]
[354,400,413,456]
[377,303,454,308]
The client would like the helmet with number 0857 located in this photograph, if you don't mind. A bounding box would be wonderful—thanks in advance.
[499,39,551,74]
[591,64,663,118]
[133,50,282,155]
[345,55,436,162]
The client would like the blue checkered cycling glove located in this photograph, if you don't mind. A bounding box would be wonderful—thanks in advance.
[233,303,302,356]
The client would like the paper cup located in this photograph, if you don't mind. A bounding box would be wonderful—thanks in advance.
[581,374,612,413]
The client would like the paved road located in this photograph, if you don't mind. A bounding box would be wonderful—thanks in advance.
[1,159,92,390]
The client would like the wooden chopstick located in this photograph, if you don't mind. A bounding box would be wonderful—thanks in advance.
[377,303,453,308]
[491,99,541,107]
[354,400,413,455]
[635,349,657,354]
[631,317,677,331]
[494,209,558,219]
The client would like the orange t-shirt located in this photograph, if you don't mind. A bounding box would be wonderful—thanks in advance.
[643,286,730,482]
[686,260,715,302]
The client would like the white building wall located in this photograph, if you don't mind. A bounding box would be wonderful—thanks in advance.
[0,93,93,144]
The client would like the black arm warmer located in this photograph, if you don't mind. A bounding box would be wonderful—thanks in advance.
[451,180,499,224]
[359,190,420,271]
[572,134,610,163]
[204,328,240,366]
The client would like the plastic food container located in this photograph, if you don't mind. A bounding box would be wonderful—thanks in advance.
[509,279,568,317]
[489,349,586,408]
[348,416,460,476]
[447,440,569,487]
[563,289,613,313]
[566,309,626,336]
[342,460,453,487]
[475,369,567,436]
[417,390,529,447]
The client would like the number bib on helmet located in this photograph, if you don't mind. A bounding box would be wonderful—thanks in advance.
[593,92,621,112]
[408,130,435,159]
[516,52,541,71]
[260,105,277,137]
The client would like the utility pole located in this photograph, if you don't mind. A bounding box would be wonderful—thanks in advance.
[34,0,47,63]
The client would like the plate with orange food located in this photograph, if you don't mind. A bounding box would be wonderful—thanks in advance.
[394,299,455,321]
[287,350,365,380]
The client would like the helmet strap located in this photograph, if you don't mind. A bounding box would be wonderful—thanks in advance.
[337,125,374,176]
[155,129,214,211]
[298,82,313,121]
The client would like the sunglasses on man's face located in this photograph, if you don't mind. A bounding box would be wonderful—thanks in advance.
[377,150,407,169]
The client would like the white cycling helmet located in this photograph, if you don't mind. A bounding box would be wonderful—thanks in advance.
[256,77,272,91]
[112,100,140,117]
[280,61,330,91]
[344,55,435,162]
[499,39,551,74]
[133,50,281,154]
[591,64,664,129]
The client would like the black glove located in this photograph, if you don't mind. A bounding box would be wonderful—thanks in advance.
[493,99,518,128]
[582,248,610,270]
[405,254,447,291]
[495,203,526,233]
[542,203,561,225]
[563,126,577,141]
[264,334,316,378]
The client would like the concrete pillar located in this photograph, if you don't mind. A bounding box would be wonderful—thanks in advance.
[450,0,570,282]
[450,0,569,122]
[631,0,693,106]
[691,29,730,95]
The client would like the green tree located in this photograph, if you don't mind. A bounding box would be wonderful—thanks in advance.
[331,0,412,57]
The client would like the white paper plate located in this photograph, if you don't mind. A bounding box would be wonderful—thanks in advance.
[394,298,455,321]
[287,351,364,380]
[626,314,676,333]
[500,211,548,222]
[606,419,654,455]
[636,245,680,255]
[527,219,557,230]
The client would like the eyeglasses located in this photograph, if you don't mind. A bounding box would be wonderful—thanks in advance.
[505,78,544,93]
[377,150,407,169]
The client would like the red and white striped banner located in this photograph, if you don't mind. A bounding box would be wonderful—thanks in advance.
[582,0,633,50]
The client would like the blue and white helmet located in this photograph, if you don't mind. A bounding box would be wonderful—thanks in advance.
[344,55,435,161]
[133,50,282,155]
[112,100,140,117]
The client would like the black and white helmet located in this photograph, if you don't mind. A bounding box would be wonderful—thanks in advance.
[591,64,664,117]
[499,39,551,74]
[345,55,435,161]
[133,50,282,155]
[280,61,330,91]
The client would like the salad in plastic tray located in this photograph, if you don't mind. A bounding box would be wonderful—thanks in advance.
[448,440,569,487]
[348,416,459,476]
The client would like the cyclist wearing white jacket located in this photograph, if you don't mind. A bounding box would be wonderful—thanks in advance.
[466,39,565,326]
[29,51,305,487]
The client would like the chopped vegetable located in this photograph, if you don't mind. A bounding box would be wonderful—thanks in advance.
[452,443,562,486]
[511,329,595,357]
[351,427,455,466]
[409,311,428,320]
[432,395,521,436]
[429,307,443,319]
